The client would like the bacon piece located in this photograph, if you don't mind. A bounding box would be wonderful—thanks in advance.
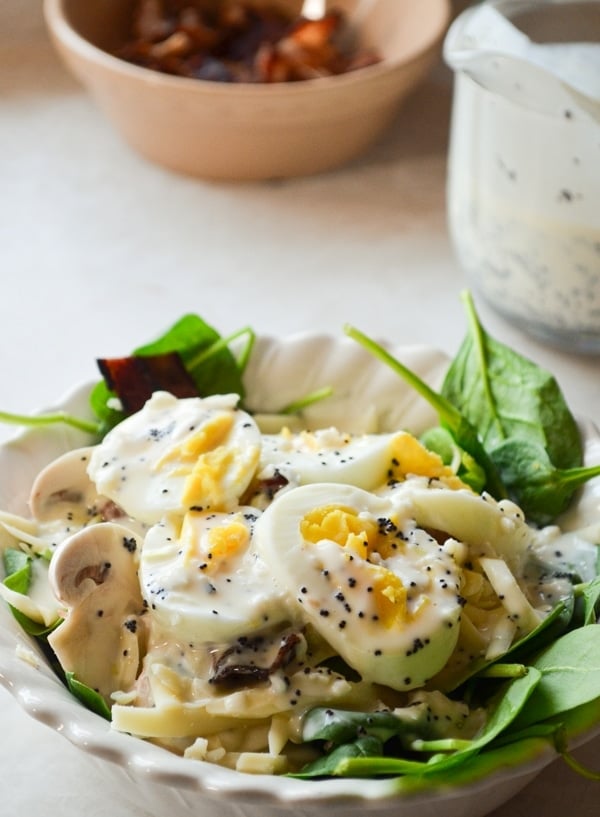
[97,352,199,414]
[209,631,303,689]
[117,1,382,83]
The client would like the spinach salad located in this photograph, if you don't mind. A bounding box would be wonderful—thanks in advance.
[1,293,600,788]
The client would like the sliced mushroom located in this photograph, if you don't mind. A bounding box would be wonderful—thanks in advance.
[30,447,99,522]
[48,522,147,703]
[29,446,145,549]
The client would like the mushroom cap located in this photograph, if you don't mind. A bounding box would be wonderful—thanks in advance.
[29,447,99,523]
[48,522,147,702]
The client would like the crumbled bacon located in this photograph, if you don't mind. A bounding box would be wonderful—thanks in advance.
[209,630,303,689]
[97,352,199,414]
[117,0,381,83]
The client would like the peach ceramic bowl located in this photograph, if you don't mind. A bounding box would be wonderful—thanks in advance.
[43,0,451,180]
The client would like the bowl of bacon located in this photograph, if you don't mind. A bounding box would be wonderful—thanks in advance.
[43,0,451,180]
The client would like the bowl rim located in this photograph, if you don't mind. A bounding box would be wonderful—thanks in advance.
[43,0,452,97]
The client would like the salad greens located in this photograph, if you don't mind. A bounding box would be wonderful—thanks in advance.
[295,623,600,782]
[2,548,31,596]
[0,408,99,436]
[2,549,58,637]
[0,314,330,438]
[343,322,508,501]
[2,295,599,526]
[345,291,600,526]
[1,296,600,786]
[65,672,112,721]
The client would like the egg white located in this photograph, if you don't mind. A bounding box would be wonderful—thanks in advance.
[257,428,395,492]
[253,482,464,691]
[88,391,261,525]
[140,507,291,643]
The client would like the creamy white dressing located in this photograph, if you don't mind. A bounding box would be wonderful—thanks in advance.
[140,509,292,642]
[445,2,600,352]
[1,391,597,772]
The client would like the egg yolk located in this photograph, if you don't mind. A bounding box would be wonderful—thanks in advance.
[389,433,466,489]
[300,505,378,558]
[300,504,417,628]
[181,447,236,509]
[151,412,259,510]
[180,512,250,573]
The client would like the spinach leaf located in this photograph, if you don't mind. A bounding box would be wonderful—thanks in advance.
[411,667,542,771]
[3,548,31,594]
[388,734,555,793]
[65,672,112,721]
[580,575,600,625]
[441,292,599,524]
[511,625,600,730]
[292,736,386,778]
[302,708,405,745]
[9,607,59,637]
[90,315,254,434]
[2,549,59,636]
[347,293,599,525]
[491,439,600,526]
[499,594,575,664]
[89,379,125,436]
[297,670,541,779]
[0,408,100,437]
[443,292,582,471]
[134,314,251,400]
[420,426,487,492]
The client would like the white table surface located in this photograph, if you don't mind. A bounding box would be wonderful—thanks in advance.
[1,3,599,816]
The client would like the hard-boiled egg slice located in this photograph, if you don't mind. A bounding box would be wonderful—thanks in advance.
[88,392,261,525]
[253,483,464,691]
[253,428,464,502]
[140,507,290,642]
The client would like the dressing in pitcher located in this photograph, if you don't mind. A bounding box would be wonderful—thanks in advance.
[445,0,600,353]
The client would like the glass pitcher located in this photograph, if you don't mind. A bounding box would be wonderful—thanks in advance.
[445,0,600,353]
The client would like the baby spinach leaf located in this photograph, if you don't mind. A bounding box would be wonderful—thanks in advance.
[90,315,254,434]
[443,291,582,471]
[2,548,31,594]
[301,707,406,745]
[580,575,600,625]
[89,379,125,436]
[2,550,60,635]
[291,735,386,778]
[65,672,112,720]
[490,438,600,526]
[441,292,597,524]
[299,670,542,779]
[0,408,100,437]
[511,625,600,730]
[420,667,542,772]
[347,293,598,525]
[134,314,250,400]
[499,594,575,664]
[281,386,335,415]
[9,607,59,637]
[420,426,487,492]
[388,734,555,793]
[445,596,572,694]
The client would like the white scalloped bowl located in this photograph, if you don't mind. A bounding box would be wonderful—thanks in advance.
[1,333,599,817]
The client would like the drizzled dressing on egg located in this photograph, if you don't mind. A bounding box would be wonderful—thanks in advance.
[3,390,596,775]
